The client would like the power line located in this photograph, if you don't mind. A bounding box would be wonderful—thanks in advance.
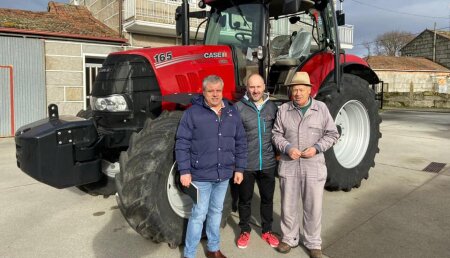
[349,0,450,20]
[352,26,450,47]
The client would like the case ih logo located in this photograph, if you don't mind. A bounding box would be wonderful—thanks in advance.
[154,51,228,69]
[203,52,227,58]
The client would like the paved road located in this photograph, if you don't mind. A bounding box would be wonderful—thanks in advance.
[0,110,449,258]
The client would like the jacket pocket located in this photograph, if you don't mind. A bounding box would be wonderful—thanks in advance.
[191,150,209,169]
[222,151,235,168]
[307,123,323,146]
[303,158,327,182]
[190,153,199,169]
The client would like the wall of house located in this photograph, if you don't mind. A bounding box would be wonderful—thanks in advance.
[374,70,450,108]
[374,70,449,93]
[44,40,128,115]
[125,33,176,47]
[401,31,450,69]
[73,0,121,33]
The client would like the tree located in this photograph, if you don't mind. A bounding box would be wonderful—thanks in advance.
[362,40,372,57]
[374,30,414,56]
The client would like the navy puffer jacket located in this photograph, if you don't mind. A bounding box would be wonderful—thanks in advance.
[175,95,247,182]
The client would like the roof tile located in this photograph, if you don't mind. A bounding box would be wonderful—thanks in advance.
[0,1,126,43]
[365,56,449,72]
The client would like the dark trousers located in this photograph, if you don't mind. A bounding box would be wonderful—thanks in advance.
[238,167,276,234]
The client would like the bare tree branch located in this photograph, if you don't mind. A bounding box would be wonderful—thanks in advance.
[374,30,414,56]
[362,40,372,57]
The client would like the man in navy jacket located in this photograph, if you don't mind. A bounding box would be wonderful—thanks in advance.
[176,75,247,258]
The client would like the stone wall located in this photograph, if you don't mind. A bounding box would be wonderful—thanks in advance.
[374,69,450,109]
[125,33,176,47]
[76,0,121,33]
[402,30,450,69]
[44,40,127,115]
[383,91,450,109]
[375,70,450,93]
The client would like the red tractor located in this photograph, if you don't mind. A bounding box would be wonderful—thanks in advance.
[15,0,380,248]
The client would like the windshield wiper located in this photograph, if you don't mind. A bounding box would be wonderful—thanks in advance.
[229,0,251,29]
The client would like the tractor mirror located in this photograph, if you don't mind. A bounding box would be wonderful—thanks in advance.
[175,6,183,36]
[336,10,345,26]
[190,10,208,19]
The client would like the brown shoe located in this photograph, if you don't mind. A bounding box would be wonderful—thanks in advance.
[206,250,227,258]
[276,241,292,254]
[309,249,322,258]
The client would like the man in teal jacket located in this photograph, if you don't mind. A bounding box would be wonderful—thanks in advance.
[234,73,279,249]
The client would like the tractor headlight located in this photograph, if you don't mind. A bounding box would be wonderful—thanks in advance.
[91,95,129,112]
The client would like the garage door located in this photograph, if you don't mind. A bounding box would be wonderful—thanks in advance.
[0,37,46,137]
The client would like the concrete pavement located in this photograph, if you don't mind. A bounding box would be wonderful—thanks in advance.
[0,110,449,258]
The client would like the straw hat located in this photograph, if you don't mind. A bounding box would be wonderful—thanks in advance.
[286,72,312,87]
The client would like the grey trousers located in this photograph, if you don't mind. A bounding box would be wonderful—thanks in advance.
[279,163,326,250]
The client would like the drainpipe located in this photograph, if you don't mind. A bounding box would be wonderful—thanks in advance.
[119,0,123,38]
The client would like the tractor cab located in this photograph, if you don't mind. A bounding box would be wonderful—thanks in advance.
[186,0,343,99]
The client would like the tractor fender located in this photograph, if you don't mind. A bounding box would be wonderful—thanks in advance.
[299,52,379,96]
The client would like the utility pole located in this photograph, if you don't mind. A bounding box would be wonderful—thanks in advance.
[433,22,436,62]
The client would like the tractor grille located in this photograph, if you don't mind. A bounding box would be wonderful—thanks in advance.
[422,162,446,173]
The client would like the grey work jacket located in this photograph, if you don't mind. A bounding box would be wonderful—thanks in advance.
[235,93,278,171]
[272,99,339,178]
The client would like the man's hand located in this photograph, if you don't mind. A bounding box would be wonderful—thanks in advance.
[234,172,244,184]
[288,147,302,160]
[301,147,317,158]
[180,174,192,187]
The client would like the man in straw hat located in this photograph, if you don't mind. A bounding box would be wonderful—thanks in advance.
[272,71,339,258]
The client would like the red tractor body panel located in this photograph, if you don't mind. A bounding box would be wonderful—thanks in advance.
[301,52,371,97]
[111,45,236,109]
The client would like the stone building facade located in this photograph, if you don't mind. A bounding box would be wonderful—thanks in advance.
[401,29,450,69]
[366,56,450,108]
[70,0,204,47]
[0,2,130,124]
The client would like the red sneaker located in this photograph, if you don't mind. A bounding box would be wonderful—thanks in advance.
[236,232,250,249]
[261,232,279,248]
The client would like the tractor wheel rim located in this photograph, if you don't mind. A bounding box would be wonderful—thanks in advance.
[333,100,370,169]
[167,162,193,218]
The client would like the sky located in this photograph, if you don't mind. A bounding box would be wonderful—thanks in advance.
[0,0,449,57]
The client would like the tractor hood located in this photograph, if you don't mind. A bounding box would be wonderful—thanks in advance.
[108,45,237,103]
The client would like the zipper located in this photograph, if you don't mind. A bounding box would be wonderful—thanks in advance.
[216,107,223,180]
[250,101,264,171]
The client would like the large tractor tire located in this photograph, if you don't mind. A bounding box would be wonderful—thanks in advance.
[75,108,117,197]
[115,111,231,247]
[316,74,381,191]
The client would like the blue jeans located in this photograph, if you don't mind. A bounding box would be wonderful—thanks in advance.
[184,180,229,258]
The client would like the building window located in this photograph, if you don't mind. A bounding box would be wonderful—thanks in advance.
[85,57,105,108]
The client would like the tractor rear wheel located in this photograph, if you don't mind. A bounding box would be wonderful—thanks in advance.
[316,74,381,191]
[115,111,231,246]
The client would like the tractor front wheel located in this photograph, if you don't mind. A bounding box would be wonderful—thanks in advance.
[115,111,231,246]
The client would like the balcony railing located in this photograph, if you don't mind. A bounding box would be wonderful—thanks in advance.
[123,0,206,36]
[123,0,353,48]
[339,25,354,49]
